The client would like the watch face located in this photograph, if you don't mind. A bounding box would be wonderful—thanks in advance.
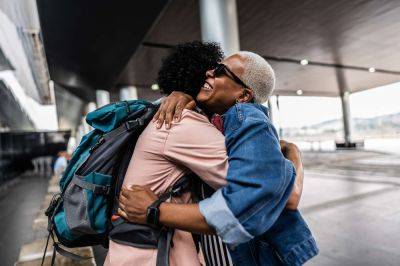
[147,206,159,226]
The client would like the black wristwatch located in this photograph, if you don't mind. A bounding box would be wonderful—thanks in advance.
[146,198,164,227]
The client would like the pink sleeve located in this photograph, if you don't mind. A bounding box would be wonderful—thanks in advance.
[163,114,228,190]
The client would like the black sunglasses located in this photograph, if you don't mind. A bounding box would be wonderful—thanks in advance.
[214,63,249,89]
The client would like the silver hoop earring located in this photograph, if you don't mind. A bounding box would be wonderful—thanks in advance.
[236,99,240,104]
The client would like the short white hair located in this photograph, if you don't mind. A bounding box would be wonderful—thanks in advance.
[236,51,275,104]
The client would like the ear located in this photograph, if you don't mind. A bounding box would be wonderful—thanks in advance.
[237,88,254,103]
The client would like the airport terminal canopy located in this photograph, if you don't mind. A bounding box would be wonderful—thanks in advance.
[38,0,400,99]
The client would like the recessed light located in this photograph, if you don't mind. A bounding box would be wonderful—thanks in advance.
[368,67,375,73]
[296,89,303,95]
[151,84,159,91]
[300,59,309,65]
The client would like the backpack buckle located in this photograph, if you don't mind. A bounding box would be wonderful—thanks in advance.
[125,118,144,131]
[94,185,110,195]
[45,193,62,217]
[90,137,105,153]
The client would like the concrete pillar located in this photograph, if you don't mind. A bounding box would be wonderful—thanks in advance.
[119,86,138,101]
[335,68,353,146]
[267,98,274,122]
[83,102,97,133]
[340,91,352,145]
[276,95,283,137]
[87,102,97,113]
[199,0,240,56]
[96,90,110,107]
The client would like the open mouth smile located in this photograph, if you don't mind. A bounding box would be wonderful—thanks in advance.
[201,81,213,91]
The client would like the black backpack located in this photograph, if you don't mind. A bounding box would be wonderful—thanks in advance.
[43,100,190,266]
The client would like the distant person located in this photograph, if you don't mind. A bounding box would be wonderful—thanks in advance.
[53,151,69,177]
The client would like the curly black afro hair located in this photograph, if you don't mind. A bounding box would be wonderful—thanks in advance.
[157,41,224,98]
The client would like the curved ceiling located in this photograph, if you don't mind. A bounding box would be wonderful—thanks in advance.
[38,0,400,98]
[37,0,169,100]
[122,0,400,97]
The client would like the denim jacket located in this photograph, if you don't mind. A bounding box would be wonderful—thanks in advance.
[199,103,318,265]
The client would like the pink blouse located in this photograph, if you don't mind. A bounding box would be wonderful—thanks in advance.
[105,110,228,266]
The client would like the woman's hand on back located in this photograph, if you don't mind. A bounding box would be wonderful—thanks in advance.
[153,91,196,129]
[280,140,304,210]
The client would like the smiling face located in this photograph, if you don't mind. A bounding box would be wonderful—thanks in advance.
[196,54,253,114]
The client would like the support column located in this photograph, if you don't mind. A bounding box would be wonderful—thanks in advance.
[199,0,240,56]
[76,101,97,144]
[267,98,274,122]
[119,86,138,101]
[335,67,353,146]
[340,91,352,145]
[276,95,283,137]
[335,68,362,149]
[96,90,110,107]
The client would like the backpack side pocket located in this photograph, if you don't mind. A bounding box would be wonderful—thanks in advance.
[64,172,111,236]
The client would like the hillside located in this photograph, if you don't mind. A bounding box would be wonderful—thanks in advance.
[282,112,400,138]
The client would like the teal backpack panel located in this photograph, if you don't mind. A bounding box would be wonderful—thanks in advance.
[49,100,154,248]
[59,100,149,190]
[86,100,149,133]
[86,172,112,234]
[59,130,100,190]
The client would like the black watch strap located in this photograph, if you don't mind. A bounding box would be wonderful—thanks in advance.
[146,198,164,227]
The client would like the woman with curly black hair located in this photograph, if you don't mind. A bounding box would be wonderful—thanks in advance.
[105,41,231,266]
[157,41,224,98]
[156,41,235,265]
[152,41,224,130]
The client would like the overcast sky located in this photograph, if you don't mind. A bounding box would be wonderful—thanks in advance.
[270,82,400,128]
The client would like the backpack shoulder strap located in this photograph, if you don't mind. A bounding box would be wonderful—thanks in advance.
[156,228,174,266]
[153,174,195,266]
[157,173,192,202]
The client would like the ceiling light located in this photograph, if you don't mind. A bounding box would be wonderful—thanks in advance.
[368,67,375,73]
[300,59,309,65]
[296,89,303,95]
[151,84,159,91]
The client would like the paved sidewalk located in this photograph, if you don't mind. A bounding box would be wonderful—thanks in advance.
[3,150,399,265]
[301,151,400,265]
[0,174,48,266]
[13,175,96,266]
